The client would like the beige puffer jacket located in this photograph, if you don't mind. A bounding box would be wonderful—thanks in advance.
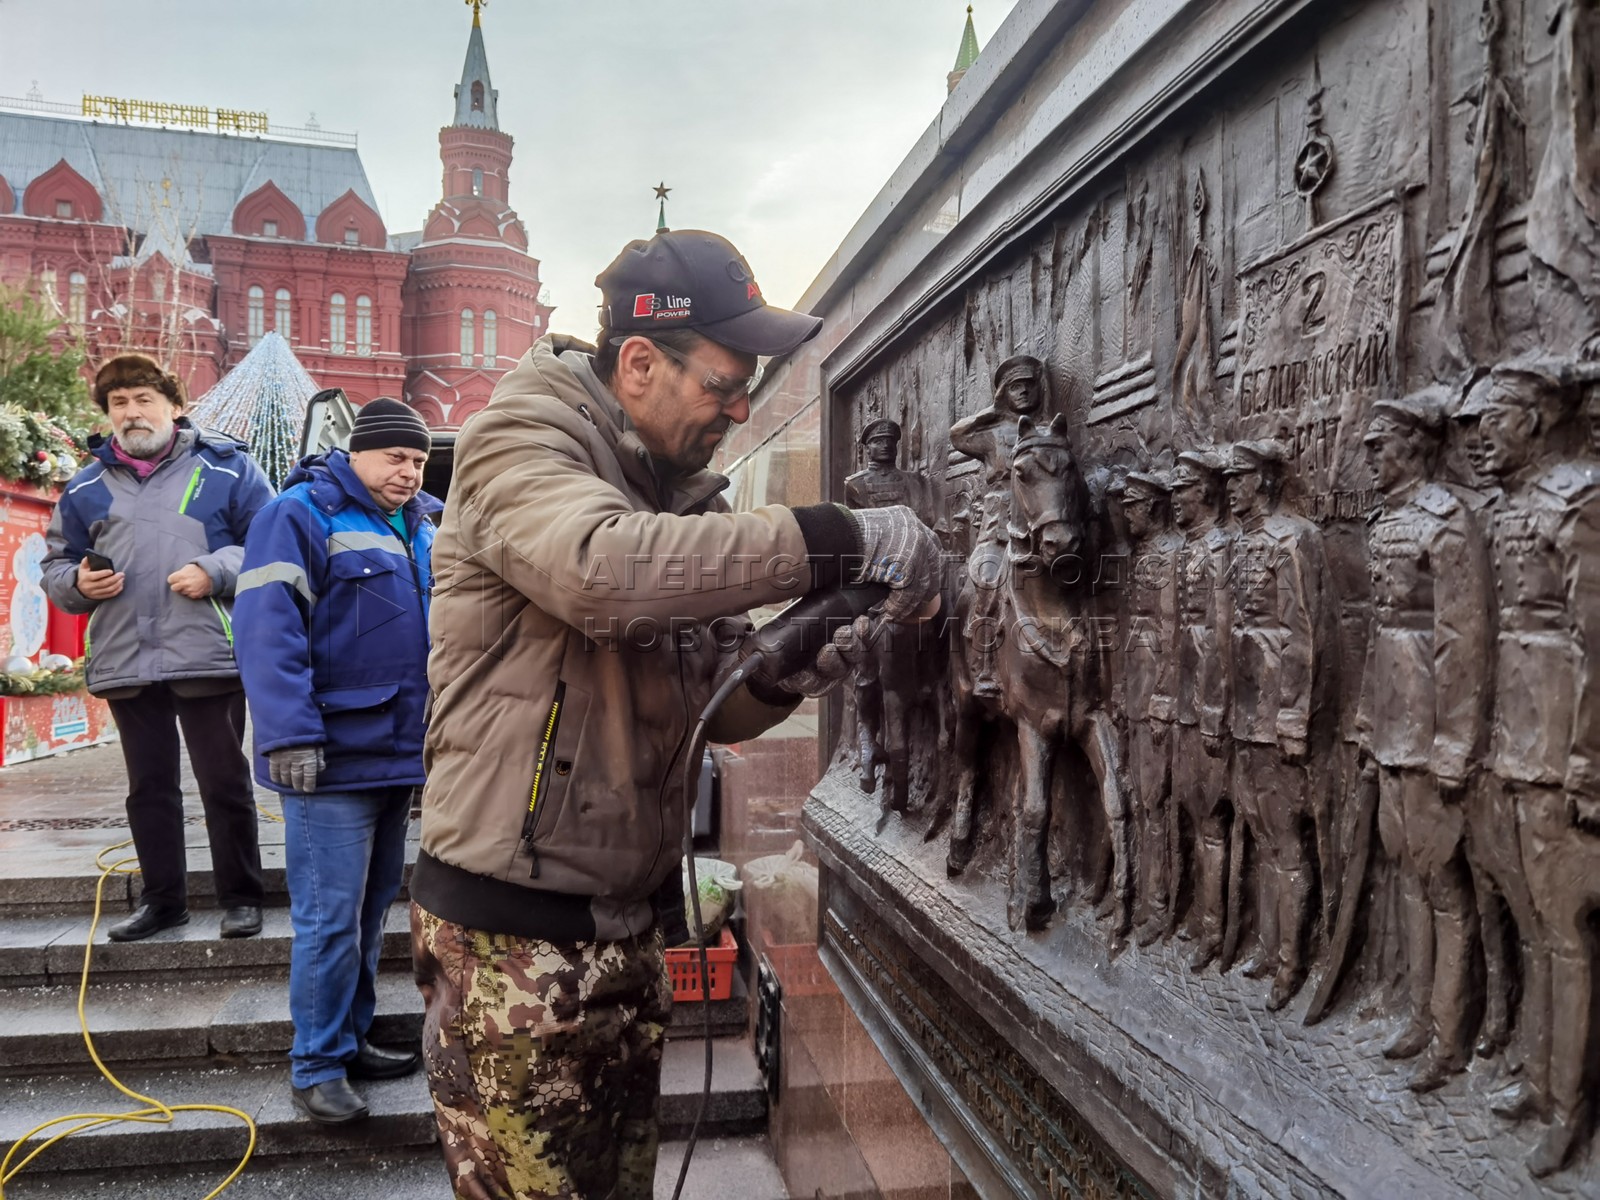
[413,334,841,941]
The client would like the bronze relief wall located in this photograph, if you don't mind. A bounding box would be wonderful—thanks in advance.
[802,0,1600,1194]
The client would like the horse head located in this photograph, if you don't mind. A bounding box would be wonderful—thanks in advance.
[1008,413,1087,569]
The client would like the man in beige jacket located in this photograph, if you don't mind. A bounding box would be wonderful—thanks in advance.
[411,229,942,1200]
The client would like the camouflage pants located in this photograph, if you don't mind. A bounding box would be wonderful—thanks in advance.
[411,903,673,1200]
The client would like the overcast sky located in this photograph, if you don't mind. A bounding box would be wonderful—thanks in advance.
[0,0,1018,331]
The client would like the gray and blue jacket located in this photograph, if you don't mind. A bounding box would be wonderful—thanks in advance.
[233,451,439,794]
[41,421,275,695]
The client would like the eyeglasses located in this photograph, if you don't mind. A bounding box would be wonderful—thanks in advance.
[637,337,757,408]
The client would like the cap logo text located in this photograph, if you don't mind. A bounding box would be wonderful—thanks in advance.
[654,293,692,321]
[633,294,657,319]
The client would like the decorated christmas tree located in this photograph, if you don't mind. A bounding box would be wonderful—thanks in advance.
[190,331,318,488]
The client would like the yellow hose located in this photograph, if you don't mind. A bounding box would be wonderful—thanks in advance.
[0,836,261,1199]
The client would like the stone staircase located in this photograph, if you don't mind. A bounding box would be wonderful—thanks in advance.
[0,750,783,1198]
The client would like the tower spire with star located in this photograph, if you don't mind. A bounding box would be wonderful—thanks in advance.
[654,182,671,233]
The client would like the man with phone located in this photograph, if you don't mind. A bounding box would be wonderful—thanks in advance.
[42,353,275,942]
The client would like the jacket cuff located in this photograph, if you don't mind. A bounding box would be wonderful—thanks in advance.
[191,554,227,596]
[789,503,863,594]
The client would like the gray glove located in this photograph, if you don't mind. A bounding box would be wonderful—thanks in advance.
[849,505,943,622]
[268,745,324,793]
[774,614,873,697]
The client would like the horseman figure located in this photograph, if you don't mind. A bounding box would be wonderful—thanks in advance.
[946,405,1130,937]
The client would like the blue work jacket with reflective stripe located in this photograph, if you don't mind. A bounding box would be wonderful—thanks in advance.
[234,451,441,794]
[41,421,274,694]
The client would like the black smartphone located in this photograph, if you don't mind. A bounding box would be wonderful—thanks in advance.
[85,551,115,573]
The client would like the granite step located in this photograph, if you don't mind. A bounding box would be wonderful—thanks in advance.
[0,1039,767,1175]
[0,830,419,918]
[0,967,750,1074]
[0,1136,787,1198]
[0,902,413,989]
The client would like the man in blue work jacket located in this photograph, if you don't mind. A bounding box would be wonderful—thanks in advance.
[234,398,440,1125]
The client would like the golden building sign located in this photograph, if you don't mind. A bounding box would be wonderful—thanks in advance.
[80,94,269,135]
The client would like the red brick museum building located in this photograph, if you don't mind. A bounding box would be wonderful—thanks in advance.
[0,9,550,428]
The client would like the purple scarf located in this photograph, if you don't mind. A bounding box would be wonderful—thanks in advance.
[111,430,178,478]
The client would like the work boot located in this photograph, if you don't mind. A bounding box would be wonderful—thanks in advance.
[219,905,262,939]
[346,1040,420,1080]
[291,1078,368,1124]
[107,904,189,943]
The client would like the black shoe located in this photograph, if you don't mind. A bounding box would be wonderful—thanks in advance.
[107,905,190,943]
[291,1078,369,1125]
[219,905,263,939]
[346,1040,420,1080]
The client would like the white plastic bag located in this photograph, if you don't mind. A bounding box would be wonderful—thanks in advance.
[740,841,819,946]
[682,856,742,943]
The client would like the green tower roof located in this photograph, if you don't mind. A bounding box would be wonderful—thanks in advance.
[953,6,981,74]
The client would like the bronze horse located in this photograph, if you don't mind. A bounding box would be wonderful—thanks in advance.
[945,414,1132,937]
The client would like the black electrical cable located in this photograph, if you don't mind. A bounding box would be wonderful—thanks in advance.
[669,660,756,1200]
[667,582,889,1198]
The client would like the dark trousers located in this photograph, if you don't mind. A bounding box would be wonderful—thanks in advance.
[106,683,264,910]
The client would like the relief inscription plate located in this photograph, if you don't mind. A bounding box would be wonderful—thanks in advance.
[1234,194,1404,519]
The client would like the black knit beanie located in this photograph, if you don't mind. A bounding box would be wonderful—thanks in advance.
[349,398,432,454]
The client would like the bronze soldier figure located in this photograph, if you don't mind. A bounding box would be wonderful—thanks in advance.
[1357,391,1492,1093]
[1118,470,1184,944]
[1446,392,1546,1100]
[844,418,932,815]
[1468,354,1600,1177]
[1224,439,1335,1011]
[949,356,1049,699]
[1169,448,1234,971]
[846,418,927,514]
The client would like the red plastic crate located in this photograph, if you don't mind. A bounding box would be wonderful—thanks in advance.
[665,927,738,1002]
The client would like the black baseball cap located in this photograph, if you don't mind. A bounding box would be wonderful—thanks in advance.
[596,229,823,357]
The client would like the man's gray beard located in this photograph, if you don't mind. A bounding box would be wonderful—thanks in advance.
[116,421,173,459]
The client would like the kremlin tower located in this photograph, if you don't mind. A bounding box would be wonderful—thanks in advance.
[401,1,554,428]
